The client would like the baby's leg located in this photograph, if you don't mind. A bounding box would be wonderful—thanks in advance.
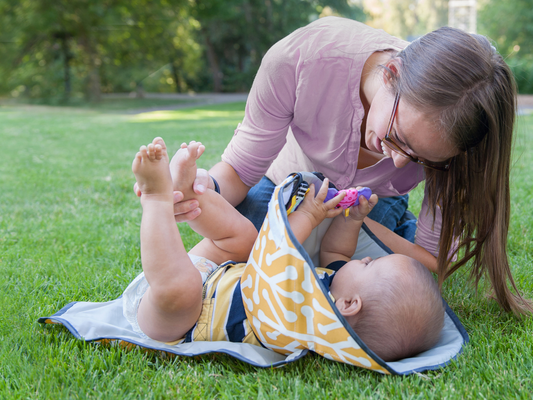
[133,137,203,342]
[170,140,206,197]
[170,141,257,264]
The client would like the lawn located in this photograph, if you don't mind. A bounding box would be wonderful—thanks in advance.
[1,102,532,399]
[0,96,201,112]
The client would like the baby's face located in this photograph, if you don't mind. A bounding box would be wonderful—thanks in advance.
[330,254,409,299]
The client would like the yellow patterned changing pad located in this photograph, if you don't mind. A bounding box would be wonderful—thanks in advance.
[241,173,389,373]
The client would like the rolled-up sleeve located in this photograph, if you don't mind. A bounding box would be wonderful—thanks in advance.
[222,36,302,187]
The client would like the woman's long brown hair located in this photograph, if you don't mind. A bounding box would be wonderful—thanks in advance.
[390,27,532,315]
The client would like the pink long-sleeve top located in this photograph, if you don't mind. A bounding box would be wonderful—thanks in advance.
[222,16,441,256]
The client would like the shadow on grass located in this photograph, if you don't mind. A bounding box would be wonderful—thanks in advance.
[0,96,200,113]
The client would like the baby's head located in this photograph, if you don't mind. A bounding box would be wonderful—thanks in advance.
[330,254,444,361]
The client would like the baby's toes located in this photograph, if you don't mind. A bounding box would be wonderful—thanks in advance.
[153,144,163,160]
[132,152,143,171]
[153,137,166,149]
[187,141,203,159]
[139,145,149,160]
[146,143,157,160]
[195,144,205,159]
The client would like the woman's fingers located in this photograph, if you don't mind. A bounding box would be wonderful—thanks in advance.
[173,191,184,203]
[173,196,202,223]
[193,168,211,195]
[173,207,202,223]
[172,191,202,222]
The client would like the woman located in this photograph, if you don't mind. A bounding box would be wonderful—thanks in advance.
[161,17,530,315]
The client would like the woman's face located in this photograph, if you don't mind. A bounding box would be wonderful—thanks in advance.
[364,85,458,168]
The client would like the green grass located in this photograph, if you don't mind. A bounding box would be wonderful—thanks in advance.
[1,102,532,398]
[0,96,200,112]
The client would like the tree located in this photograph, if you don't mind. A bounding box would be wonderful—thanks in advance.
[99,1,202,94]
[0,0,198,100]
[363,0,448,39]
[478,0,533,93]
[0,0,366,98]
[190,0,365,92]
[478,0,533,56]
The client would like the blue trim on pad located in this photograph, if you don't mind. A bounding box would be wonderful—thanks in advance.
[39,312,308,368]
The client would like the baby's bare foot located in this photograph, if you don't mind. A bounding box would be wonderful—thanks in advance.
[169,141,205,193]
[132,137,172,197]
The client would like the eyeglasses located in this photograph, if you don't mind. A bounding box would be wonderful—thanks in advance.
[382,93,451,171]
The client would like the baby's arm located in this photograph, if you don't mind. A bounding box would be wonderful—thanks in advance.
[320,189,378,266]
[287,179,345,245]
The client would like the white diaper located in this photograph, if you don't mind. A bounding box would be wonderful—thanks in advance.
[122,254,218,338]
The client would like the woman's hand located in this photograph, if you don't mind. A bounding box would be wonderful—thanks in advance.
[188,167,213,195]
[172,168,214,222]
[171,191,202,222]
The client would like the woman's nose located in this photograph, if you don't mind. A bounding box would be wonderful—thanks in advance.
[391,151,411,168]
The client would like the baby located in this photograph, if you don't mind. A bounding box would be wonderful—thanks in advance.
[126,137,444,361]
[320,209,445,361]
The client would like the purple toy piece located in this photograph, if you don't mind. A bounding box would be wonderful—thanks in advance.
[324,188,338,203]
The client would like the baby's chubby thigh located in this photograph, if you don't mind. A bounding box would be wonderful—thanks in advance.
[122,254,216,341]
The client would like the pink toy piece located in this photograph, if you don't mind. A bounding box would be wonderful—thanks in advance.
[335,187,372,209]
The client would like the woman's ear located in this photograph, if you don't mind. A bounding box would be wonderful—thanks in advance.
[336,295,362,317]
[383,59,402,85]
[387,61,400,75]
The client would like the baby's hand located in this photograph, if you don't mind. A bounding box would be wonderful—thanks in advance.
[296,178,345,228]
[347,187,378,222]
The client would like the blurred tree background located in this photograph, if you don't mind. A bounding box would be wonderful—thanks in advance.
[477,0,533,93]
[0,0,531,103]
[0,0,364,101]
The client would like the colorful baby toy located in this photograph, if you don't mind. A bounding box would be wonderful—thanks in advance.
[325,187,373,217]
[286,178,372,218]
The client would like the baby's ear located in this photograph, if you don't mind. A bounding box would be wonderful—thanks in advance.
[336,295,362,317]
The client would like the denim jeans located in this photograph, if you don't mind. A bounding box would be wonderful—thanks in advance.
[236,176,277,231]
[367,194,417,243]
